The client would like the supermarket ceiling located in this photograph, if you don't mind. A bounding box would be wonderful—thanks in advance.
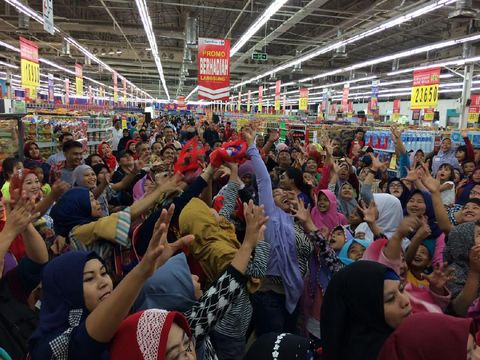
[1,0,480,101]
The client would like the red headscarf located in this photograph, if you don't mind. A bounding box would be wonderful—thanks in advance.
[98,141,117,172]
[378,312,473,360]
[24,141,42,161]
[125,140,138,160]
[110,309,192,360]
[9,168,41,202]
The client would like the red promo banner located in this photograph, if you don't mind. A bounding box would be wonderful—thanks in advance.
[341,84,350,111]
[275,80,281,111]
[393,99,401,114]
[331,102,337,115]
[75,64,82,78]
[258,86,263,113]
[468,94,480,123]
[64,78,70,104]
[348,101,353,113]
[198,38,231,101]
[177,96,186,110]
[19,37,38,63]
[412,68,440,86]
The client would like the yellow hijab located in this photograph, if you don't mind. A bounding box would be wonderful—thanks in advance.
[179,198,260,292]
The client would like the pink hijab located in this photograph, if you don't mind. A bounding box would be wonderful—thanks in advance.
[310,189,348,233]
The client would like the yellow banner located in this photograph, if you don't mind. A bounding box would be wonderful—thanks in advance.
[76,77,83,96]
[424,111,434,121]
[468,112,479,123]
[21,59,39,90]
[275,99,280,112]
[299,97,308,111]
[410,84,439,109]
[258,102,262,113]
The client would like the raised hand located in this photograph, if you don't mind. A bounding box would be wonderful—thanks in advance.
[461,129,469,139]
[243,200,269,246]
[242,126,256,145]
[357,200,377,224]
[156,173,185,196]
[369,153,386,171]
[4,191,40,235]
[324,139,335,156]
[396,215,421,238]
[418,164,441,194]
[417,216,432,240]
[137,204,194,278]
[422,262,454,294]
[403,167,418,183]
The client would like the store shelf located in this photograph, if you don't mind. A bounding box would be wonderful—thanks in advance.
[371,148,396,153]
[37,142,57,148]
[87,126,113,133]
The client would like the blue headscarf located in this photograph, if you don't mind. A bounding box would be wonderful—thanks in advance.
[132,253,196,313]
[405,190,442,239]
[339,239,370,265]
[50,188,94,237]
[29,251,104,357]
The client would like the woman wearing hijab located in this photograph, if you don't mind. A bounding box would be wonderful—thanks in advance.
[244,332,320,360]
[378,312,480,360]
[117,129,131,154]
[321,260,412,360]
[311,189,348,234]
[50,175,180,273]
[432,137,461,176]
[355,193,404,242]
[29,208,194,360]
[23,141,50,184]
[110,309,194,360]
[386,177,411,208]
[132,240,260,360]
[243,127,313,336]
[97,141,117,172]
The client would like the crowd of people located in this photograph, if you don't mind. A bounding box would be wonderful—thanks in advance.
[2,113,480,359]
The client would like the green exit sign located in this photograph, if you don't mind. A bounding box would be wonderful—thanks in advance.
[252,52,268,61]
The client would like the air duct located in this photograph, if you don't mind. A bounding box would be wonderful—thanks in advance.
[449,0,477,20]
[61,39,71,56]
[183,48,192,64]
[333,30,347,59]
[185,17,198,49]
[292,50,303,73]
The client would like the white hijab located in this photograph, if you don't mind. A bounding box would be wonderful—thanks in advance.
[355,193,404,242]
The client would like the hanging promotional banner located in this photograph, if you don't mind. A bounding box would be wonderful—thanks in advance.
[258,86,263,113]
[88,85,93,104]
[331,102,337,115]
[75,64,83,96]
[371,80,379,111]
[392,99,401,121]
[20,37,40,99]
[247,90,251,112]
[237,91,241,112]
[468,94,480,123]
[99,87,105,99]
[113,72,118,102]
[198,38,231,101]
[410,67,440,109]
[43,0,54,35]
[299,87,309,111]
[341,84,350,112]
[47,73,54,102]
[282,94,287,113]
[321,89,329,112]
[423,108,435,122]
[177,96,186,110]
[347,100,354,116]
[275,80,281,111]
[123,78,127,105]
[64,78,70,104]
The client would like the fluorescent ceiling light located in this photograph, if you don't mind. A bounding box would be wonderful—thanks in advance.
[134,0,169,99]
[0,61,18,69]
[231,0,289,56]
[232,0,457,88]
[387,55,480,76]
[5,0,152,99]
[300,33,480,83]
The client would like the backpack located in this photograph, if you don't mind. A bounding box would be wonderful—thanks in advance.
[0,279,38,360]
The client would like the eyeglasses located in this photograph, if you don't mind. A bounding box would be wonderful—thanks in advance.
[471,190,480,196]
[389,183,403,189]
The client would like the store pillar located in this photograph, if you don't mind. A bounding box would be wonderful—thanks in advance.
[459,44,474,129]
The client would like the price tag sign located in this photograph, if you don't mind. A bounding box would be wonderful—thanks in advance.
[20,37,40,97]
[75,64,83,96]
[468,112,479,123]
[410,68,440,109]
[423,109,434,122]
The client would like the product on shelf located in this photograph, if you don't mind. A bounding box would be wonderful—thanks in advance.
[0,119,19,161]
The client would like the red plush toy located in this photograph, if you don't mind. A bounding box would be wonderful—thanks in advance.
[174,137,206,174]
[209,139,248,168]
